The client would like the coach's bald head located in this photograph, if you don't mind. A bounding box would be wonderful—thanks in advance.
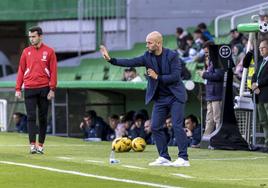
[146,31,163,55]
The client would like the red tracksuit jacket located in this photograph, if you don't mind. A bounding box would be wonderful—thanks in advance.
[16,43,57,91]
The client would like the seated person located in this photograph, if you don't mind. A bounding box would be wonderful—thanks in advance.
[80,110,108,140]
[129,112,146,139]
[128,67,142,82]
[13,112,27,133]
[115,123,128,138]
[106,114,119,141]
[118,111,135,137]
[184,114,201,148]
[175,27,188,57]
[165,115,176,146]
[144,119,154,144]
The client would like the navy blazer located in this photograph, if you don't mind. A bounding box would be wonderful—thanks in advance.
[110,48,187,104]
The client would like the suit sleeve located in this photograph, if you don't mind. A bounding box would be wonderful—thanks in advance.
[258,66,268,88]
[15,50,27,91]
[251,72,257,83]
[49,50,58,90]
[158,54,181,85]
[109,55,145,67]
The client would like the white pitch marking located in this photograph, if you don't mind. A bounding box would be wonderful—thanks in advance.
[0,161,182,188]
[122,165,147,170]
[85,160,104,164]
[201,177,268,181]
[172,173,195,179]
[0,144,89,147]
[57,157,72,160]
[192,156,266,161]
[215,178,242,181]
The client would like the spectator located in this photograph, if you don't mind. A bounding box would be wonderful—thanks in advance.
[144,119,155,144]
[184,114,201,148]
[128,67,143,82]
[122,68,131,81]
[115,123,128,138]
[80,112,95,139]
[122,67,142,82]
[129,112,146,139]
[198,42,224,137]
[80,110,108,140]
[13,112,27,133]
[175,27,188,57]
[182,35,198,63]
[197,22,214,42]
[165,116,176,146]
[193,29,205,52]
[106,114,119,141]
[229,28,244,48]
[232,43,245,79]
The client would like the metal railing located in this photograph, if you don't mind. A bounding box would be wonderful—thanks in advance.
[215,2,268,37]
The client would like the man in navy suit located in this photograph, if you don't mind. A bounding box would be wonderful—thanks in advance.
[100,31,189,167]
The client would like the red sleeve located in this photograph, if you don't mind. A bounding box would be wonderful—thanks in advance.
[49,50,57,90]
[15,50,27,91]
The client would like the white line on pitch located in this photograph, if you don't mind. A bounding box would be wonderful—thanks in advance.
[57,157,73,160]
[172,173,195,179]
[192,156,266,161]
[0,144,89,147]
[0,161,182,188]
[122,165,147,170]
[85,160,104,164]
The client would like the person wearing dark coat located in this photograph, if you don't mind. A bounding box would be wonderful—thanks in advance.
[252,39,268,146]
[100,31,189,167]
[198,42,224,137]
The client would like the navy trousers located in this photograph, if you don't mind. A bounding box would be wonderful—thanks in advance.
[151,96,188,160]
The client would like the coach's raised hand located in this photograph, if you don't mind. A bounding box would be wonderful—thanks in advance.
[100,45,111,61]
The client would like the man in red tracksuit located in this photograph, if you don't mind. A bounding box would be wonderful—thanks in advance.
[15,26,57,154]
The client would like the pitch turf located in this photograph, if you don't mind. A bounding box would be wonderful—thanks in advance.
[0,132,267,188]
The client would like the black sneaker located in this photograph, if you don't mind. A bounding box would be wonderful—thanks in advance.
[30,145,37,154]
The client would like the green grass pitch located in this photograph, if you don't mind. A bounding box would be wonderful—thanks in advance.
[0,132,267,188]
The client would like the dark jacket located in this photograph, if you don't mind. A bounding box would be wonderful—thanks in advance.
[109,48,187,104]
[252,58,268,103]
[202,62,224,101]
[188,124,201,146]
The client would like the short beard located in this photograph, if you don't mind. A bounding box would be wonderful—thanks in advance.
[148,49,156,54]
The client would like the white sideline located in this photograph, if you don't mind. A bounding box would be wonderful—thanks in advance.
[172,174,195,179]
[0,144,89,147]
[192,156,266,161]
[57,157,72,160]
[122,165,147,170]
[0,161,182,188]
[85,160,104,164]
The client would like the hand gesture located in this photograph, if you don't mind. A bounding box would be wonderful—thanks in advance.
[100,45,111,61]
[147,68,158,80]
